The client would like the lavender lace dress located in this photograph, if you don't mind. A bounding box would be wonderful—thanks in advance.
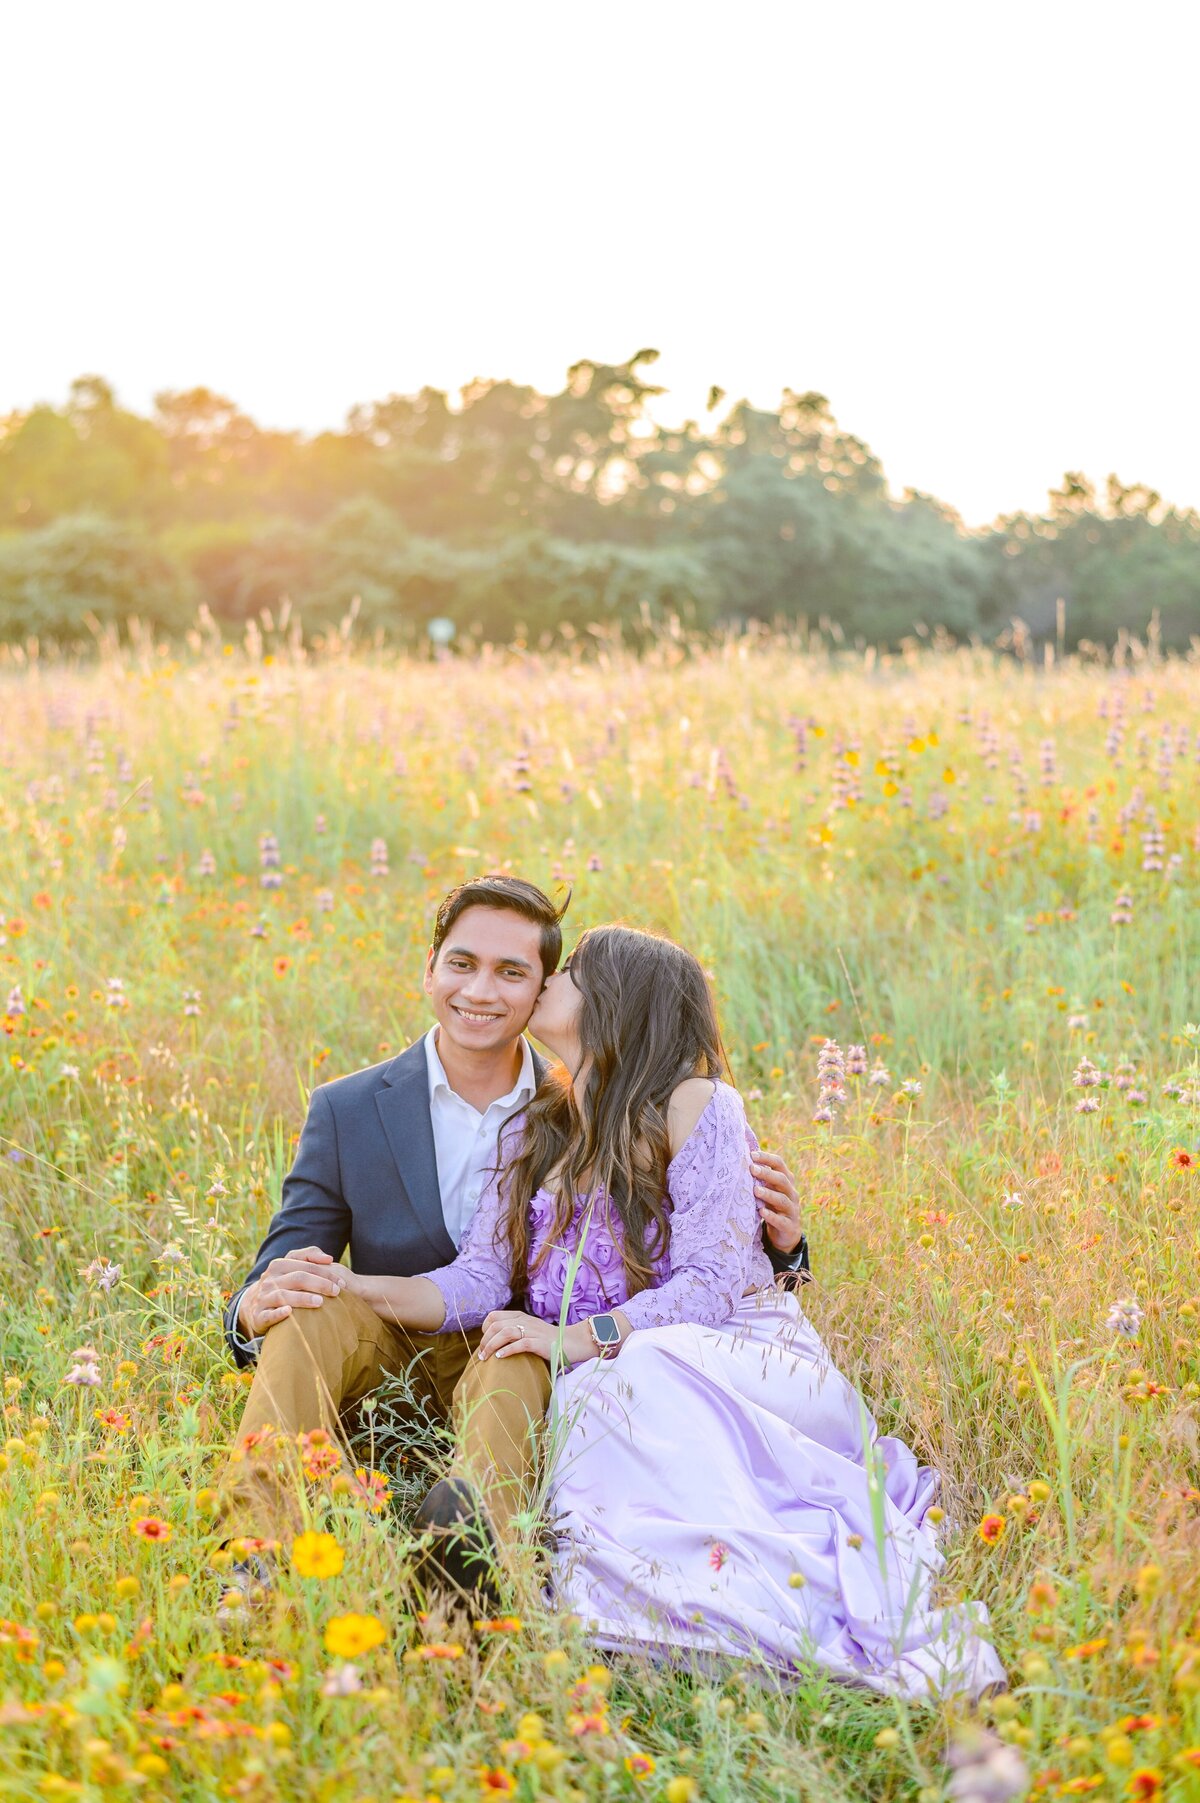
[421,1082,1005,1703]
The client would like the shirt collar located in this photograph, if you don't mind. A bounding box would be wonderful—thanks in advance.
[424,1023,536,1112]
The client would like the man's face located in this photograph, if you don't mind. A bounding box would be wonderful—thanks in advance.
[423,905,548,1056]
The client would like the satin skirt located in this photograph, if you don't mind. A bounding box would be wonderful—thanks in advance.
[544,1290,1007,1703]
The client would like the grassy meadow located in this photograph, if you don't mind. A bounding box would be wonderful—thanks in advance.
[1,625,1199,1802]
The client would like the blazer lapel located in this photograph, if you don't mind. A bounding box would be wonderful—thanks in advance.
[375,1040,457,1266]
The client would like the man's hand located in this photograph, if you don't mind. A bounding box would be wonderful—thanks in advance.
[238,1246,347,1340]
[753,1150,803,1255]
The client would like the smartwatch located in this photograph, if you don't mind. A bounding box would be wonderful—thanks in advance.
[588,1313,622,1356]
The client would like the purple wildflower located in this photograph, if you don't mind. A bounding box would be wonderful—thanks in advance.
[1106,1297,1144,1338]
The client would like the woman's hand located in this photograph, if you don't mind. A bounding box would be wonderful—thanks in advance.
[753,1150,803,1254]
[478,1309,590,1365]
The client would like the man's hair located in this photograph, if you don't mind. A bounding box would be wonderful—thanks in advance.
[430,875,569,980]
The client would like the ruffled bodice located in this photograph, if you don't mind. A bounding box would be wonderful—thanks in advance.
[521,1186,660,1324]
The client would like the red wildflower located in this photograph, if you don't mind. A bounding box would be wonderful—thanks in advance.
[351,1467,390,1512]
[477,1771,516,1797]
[132,1517,172,1544]
[567,1708,610,1737]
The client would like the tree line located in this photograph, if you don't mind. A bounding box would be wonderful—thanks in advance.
[1,354,1197,649]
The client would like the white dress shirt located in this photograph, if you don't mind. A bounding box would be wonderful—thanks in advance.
[424,1025,537,1249]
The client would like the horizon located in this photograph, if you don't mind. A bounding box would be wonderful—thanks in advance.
[10,357,1192,535]
[5,1,1198,531]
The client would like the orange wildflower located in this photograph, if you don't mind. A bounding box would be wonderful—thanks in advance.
[131,1517,172,1543]
[477,1771,516,1797]
[0,1620,39,1662]
[302,1442,341,1480]
[1063,1637,1109,1660]
[1026,1578,1058,1612]
[351,1467,390,1512]
[568,1708,610,1737]
[235,1424,279,1457]
[977,1514,1007,1545]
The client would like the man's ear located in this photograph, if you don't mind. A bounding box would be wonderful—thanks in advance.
[422,949,436,995]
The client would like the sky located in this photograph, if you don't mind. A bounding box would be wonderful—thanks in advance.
[3,0,1197,528]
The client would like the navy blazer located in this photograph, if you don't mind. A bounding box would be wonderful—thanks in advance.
[223,1035,547,1367]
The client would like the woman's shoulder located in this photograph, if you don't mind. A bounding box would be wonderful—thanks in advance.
[666,1077,743,1168]
[666,1075,716,1144]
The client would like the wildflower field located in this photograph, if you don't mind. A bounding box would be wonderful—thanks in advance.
[2,626,1199,1803]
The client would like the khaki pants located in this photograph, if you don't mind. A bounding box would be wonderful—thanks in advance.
[218,1289,551,1559]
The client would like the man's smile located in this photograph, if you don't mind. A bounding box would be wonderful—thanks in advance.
[452,1005,503,1023]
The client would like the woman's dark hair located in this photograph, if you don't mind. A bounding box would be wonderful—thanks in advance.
[501,924,729,1299]
[430,875,569,981]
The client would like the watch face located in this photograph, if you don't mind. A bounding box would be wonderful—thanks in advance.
[593,1313,621,1345]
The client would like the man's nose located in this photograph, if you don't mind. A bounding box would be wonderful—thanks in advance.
[460,969,500,1003]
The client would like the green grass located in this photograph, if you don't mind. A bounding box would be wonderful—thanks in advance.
[1,628,1199,1801]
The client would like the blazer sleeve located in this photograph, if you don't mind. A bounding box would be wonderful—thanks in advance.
[223,1085,352,1367]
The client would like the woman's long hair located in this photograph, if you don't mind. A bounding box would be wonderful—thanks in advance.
[501,925,728,1298]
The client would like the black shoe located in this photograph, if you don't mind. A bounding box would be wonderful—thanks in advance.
[413,1478,503,1608]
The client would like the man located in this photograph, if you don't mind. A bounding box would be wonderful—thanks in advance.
[219,874,808,1593]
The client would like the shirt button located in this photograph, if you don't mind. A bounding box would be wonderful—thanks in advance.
[468,1188,479,1202]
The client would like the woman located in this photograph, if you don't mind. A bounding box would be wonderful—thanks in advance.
[344,926,1007,1704]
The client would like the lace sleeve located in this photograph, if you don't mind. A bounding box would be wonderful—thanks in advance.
[417,1117,523,1332]
[620,1083,768,1332]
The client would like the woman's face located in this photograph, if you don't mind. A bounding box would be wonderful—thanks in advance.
[527,956,583,1062]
